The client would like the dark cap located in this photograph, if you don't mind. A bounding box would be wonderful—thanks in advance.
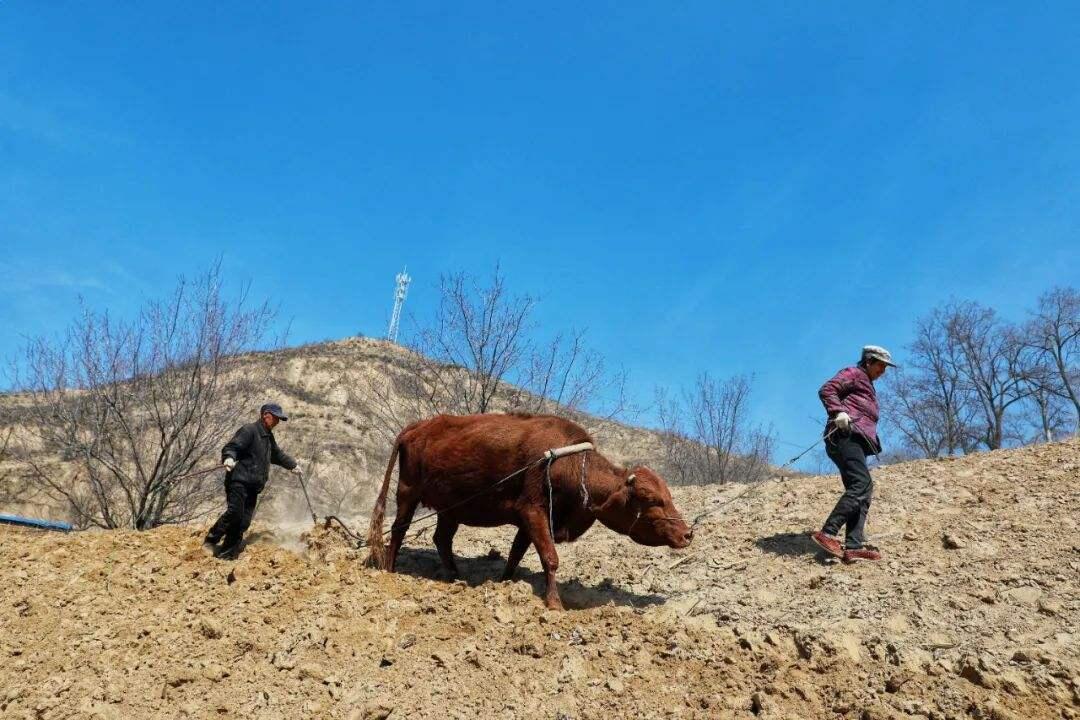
[260,403,288,421]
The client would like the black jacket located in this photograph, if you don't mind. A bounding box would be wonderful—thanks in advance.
[221,421,296,490]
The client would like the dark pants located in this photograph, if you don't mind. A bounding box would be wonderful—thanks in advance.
[822,434,874,550]
[207,480,260,549]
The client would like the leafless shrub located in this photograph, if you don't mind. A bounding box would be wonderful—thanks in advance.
[0,427,10,464]
[12,263,277,529]
[655,374,773,486]
[0,427,20,503]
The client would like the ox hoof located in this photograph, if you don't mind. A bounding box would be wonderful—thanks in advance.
[544,596,565,611]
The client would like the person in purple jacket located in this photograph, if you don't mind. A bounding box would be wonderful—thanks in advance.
[811,345,897,562]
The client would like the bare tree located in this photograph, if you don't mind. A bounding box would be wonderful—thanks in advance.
[881,308,984,459]
[887,308,979,456]
[509,330,631,421]
[655,374,773,485]
[14,263,276,529]
[882,372,952,458]
[354,266,629,444]
[413,267,534,415]
[1023,286,1080,430]
[1016,350,1072,443]
[944,301,1031,450]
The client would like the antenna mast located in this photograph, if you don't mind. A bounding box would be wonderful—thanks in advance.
[386,268,411,343]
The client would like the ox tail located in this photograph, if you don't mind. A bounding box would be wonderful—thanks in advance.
[365,439,401,570]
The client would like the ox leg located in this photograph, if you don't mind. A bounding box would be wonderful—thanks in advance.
[500,527,531,581]
[521,509,563,610]
[386,494,420,573]
[433,517,460,578]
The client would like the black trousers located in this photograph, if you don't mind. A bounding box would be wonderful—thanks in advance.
[207,480,260,548]
[822,434,874,550]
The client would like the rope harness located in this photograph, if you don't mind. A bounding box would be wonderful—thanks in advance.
[543,442,594,541]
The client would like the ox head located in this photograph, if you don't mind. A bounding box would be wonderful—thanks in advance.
[596,466,693,549]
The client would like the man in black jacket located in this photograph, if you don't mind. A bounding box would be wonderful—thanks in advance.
[204,403,301,559]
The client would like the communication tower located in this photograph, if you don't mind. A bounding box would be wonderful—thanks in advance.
[386,268,411,343]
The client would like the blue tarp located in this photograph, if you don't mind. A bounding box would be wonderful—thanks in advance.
[0,514,73,532]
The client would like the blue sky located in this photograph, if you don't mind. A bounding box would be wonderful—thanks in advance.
[3,3,1079,469]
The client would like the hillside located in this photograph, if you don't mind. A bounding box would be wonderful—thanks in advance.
[0,337,676,525]
[1,437,1076,719]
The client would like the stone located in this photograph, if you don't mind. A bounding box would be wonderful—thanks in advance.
[166,670,196,688]
[272,652,296,670]
[558,654,587,685]
[348,703,393,720]
[1037,597,1063,616]
[998,671,1029,696]
[298,663,328,682]
[1010,649,1033,663]
[1003,587,1041,607]
[201,663,228,682]
[197,618,223,640]
[885,674,911,693]
[942,533,965,550]
[957,656,996,689]
[884,614,910,634]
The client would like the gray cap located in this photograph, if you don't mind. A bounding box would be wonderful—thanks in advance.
[862,345,898,368]
[260,403,288,421]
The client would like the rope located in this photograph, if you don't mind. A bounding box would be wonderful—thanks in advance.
[546,458,555,540]
[323,515,365,544]
[690,427,838,527]
[579,451,590,509]
[544,447,594,541]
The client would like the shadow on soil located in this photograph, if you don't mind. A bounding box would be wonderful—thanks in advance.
[755,532,836,564]
[393,546,666,610]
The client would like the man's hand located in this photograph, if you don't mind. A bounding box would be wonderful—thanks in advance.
[223,457,236,471]
[291,464,303,477]
[833,412,851,431]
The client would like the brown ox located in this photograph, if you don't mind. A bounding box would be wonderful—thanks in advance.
[366,413,693,609]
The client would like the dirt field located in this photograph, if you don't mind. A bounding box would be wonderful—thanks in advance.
[1,438,1077,719]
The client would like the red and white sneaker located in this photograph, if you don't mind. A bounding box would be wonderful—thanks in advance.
[842,547,882,563]
[810,531,844,559]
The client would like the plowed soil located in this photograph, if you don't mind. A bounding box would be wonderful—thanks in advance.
[2,439,1077,719]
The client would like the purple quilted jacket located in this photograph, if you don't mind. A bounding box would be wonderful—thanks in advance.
[819,365,881,453]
